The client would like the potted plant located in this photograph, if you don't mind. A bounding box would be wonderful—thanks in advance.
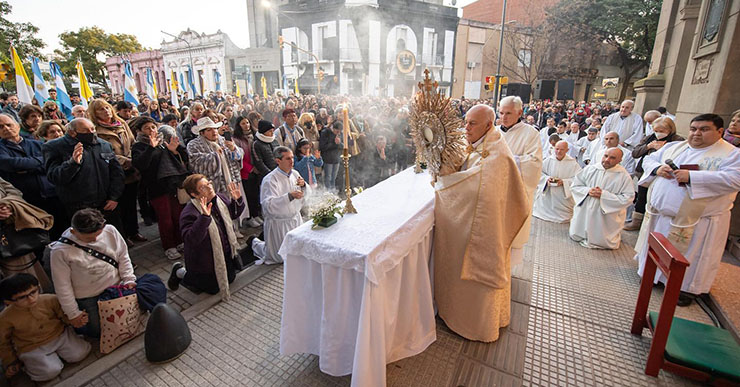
[310,194,344,228]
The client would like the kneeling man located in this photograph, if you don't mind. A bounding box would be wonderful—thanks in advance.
[250,146,308,265]
[570,148,634,249]
[533,141,581,223]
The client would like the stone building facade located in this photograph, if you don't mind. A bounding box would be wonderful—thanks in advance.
[634,0,739,133]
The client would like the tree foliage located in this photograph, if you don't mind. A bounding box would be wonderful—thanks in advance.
[54,26,144,89]
[0,1,45,91]
[547,0,661,101]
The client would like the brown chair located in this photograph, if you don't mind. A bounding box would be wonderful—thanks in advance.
[631,232,740,385]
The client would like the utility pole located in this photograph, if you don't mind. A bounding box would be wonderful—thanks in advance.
[493,0,507,108]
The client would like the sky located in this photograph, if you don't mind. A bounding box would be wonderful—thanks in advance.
[8,0,478,56]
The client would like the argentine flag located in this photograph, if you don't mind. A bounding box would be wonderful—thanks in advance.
[49,62,74,120]
[30,57,49,105]
[214,69,221,92]
[145,68,158,100]
[178,72,187,94]
[123,61,139,106]
[187,64,197,98]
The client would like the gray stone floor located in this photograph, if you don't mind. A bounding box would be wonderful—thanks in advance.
[70,218,714,387]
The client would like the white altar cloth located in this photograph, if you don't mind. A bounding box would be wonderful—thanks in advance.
[279,168,437,387]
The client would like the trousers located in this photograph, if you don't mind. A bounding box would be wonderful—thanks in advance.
[17,327,91,381]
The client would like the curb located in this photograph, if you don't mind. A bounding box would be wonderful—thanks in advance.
[54,264,276,387]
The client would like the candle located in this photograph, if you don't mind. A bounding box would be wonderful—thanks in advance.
[342,107,349,149]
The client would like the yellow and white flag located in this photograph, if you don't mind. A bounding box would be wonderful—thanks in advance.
[75,60,94,108]
[10,46,33,104]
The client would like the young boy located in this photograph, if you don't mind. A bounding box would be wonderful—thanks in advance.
[0,274,91,382]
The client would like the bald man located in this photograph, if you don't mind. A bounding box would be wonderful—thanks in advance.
[643,110,661,137]
[532,141,581,223]
[600,100,644,148]
[569,148,635,249]
[498,96,542,266]
[588,131,635,175]
[434,103,530,342]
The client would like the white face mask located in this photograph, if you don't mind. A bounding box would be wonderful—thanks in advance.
[655,132,669,140]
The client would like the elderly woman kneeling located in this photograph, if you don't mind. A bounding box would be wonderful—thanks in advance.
[168,174,244,300]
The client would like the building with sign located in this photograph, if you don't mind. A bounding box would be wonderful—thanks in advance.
[634,0,739,132]
[273,0,458,97]
[105,50,167,97]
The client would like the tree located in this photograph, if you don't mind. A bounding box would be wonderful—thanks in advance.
[53,26,144,89]
[0,1,46,91]
[547,0,661,101]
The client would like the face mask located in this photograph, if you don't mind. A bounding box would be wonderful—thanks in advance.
[654,132,669,140]
[76,132,96,144]
[723,131,740,146]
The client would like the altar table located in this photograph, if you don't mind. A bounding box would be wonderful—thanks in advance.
[279,168,437,387]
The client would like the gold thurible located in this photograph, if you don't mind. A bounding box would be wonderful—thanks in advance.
[342,148,357,214]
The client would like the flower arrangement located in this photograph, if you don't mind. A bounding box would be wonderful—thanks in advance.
[309,193,344,228]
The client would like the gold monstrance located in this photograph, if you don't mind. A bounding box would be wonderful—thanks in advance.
[409,69,466,183]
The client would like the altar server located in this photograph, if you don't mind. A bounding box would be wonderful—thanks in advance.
[635,114,740,305]
[600,100,644,148]
[532,141,581,223]
[249,146,308,265]
[499,96,543,266]
[573,127,599,167]
[589,132,636,175]
[569,148,634,249]
[435,104,529,342]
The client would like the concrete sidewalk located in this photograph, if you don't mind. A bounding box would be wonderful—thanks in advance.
[59,219,717,387]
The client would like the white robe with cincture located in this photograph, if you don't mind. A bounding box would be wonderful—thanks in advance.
[589,145,636,175]
[635,140,740,294]
[532,155,581,223]
[501,121,543,266]
[601,112,644,147]
[569,163,634,249]
[573,136,596,167]
[257,167,308,264]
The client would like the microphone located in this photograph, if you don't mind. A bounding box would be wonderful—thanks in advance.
[665,159,679,171]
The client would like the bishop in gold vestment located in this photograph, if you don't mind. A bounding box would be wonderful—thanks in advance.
[434,105,530,342]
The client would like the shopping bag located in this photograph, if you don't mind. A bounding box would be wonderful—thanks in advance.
[98,293,147,354]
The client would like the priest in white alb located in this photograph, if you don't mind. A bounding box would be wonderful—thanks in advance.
[574,127,599,167]
[589,132,636,175]
[635,114,740,306]
[601,100,644,148]
[499,96,543,266]
[434,104,530,342]
[570,148,635,249]
[533,141,581,223]
[249,146,309,265]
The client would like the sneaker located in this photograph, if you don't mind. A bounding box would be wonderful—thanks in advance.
[165,248,181,260]
[168,262,184,291]
[176,243,184,252]
[246,218,261,228]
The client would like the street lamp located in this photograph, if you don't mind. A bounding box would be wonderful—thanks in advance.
[161,30,194,96]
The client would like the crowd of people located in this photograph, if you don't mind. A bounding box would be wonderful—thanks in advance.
[1,85,739,380]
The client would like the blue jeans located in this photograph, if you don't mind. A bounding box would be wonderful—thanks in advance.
[323,163,340,191]
[75,296,101,338]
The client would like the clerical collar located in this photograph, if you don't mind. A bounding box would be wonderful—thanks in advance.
[472,133,488,149]
[277,168,292,178]
[500,120,520,133]
[620,114,629,120]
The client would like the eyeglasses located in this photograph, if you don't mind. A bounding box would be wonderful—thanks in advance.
[11,287,39,302]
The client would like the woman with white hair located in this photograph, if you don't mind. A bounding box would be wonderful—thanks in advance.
[177,102,204,145]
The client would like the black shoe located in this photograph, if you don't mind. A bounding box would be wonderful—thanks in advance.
[677,292,694,307]
[130,233,148,242]
[168,262,183,291]
[240,236,258,267]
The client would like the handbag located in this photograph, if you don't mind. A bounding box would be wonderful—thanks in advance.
[98,288,147,354]
[0,223,50,259]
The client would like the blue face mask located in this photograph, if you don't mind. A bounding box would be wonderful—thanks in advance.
[723,131,740,147]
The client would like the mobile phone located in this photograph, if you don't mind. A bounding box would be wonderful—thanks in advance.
[223,131,232,141]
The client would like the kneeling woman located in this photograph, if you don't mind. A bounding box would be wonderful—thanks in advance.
[168,174,245,301]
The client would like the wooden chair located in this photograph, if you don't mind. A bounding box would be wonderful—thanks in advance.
[631,232,740,385]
